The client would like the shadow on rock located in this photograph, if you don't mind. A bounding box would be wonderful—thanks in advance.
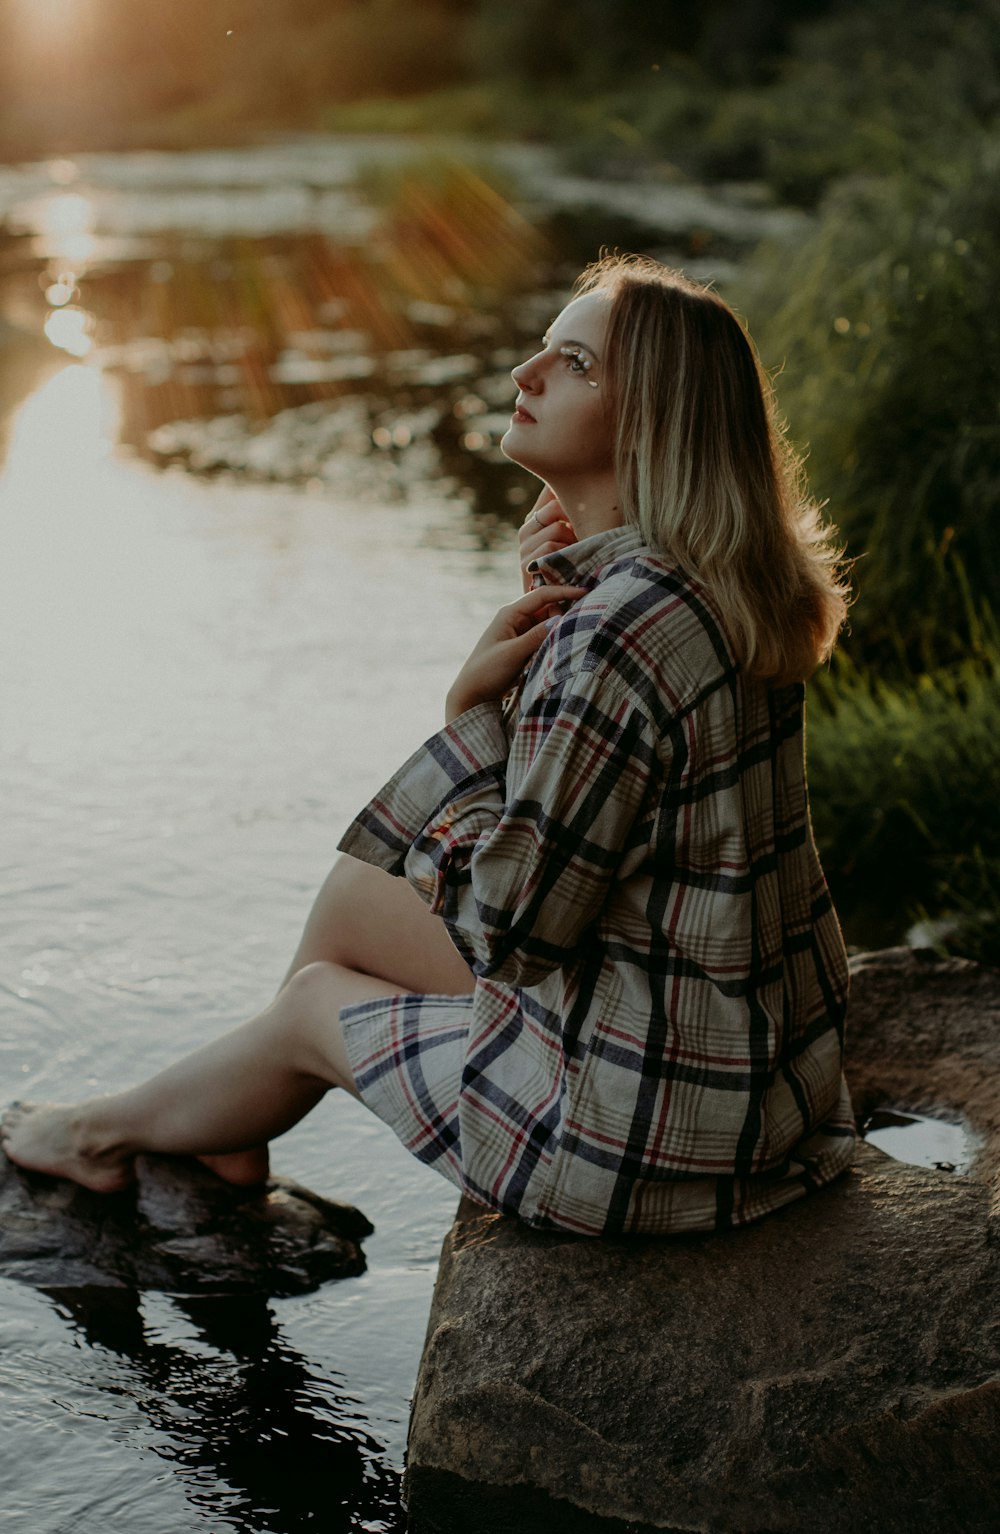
[0,1151,372,1295]
[405,949,1000,1534]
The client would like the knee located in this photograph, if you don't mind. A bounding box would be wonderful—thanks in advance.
[282,960,342,1015]
[280,960,344,1051]
[278,961,356,1091]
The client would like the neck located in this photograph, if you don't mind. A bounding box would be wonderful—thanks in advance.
[547,471,623,541]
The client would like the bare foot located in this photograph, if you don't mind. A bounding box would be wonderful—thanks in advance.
[1,1101,135,1193]
[197,1147,270,1187]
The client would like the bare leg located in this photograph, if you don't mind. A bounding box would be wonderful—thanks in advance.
[215,858,470,1180]
[2,859,472,1192]
[281,855,473,994]
[1,961,398,1193]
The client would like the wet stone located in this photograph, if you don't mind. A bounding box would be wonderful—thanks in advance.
[405,949,1000,1534]
[0,1152,371,1295]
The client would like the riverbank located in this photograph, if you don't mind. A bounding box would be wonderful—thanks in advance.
[4,0,992,212]
[4,128,996,968]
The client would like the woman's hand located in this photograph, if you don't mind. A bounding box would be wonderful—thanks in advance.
[446,584,587,724]
[517,486,577,593]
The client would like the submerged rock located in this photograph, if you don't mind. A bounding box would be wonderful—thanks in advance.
[405,949,1000,1533]
[0,1152,371,1295]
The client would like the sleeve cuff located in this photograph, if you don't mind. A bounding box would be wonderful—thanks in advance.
[336,701,509,875]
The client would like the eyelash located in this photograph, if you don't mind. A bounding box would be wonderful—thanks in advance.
[558,345,598,386]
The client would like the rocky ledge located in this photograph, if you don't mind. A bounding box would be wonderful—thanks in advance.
[0,1152,372,1295]
[405,948,1000,1534]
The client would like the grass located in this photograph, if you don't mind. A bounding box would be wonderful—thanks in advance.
[807,647,1000,964]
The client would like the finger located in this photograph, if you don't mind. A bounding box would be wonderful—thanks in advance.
[520,538,573,569]
[503,589,582,632]
[524,515,573,543]
[503,619,553,667]
[524,522,576,556]
[525,486,568,531]
[518,514,552,549]
[491,593,574,642]
[528,484,559,518]
[519,522,577,566]
[517,519,548,553]
[500,581,587,629]
[510,583,587,614]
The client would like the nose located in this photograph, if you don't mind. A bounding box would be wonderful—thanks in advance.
[511,349,544,392]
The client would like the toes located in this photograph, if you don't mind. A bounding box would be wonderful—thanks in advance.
[2,1101,35,1140]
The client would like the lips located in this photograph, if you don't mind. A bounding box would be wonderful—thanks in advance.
[512,404,536,423]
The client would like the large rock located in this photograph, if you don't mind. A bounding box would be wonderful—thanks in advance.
[405,949,1000,1533]
[0,1152,372,1295]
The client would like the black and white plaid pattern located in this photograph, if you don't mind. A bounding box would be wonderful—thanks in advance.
[339,526,855,1235]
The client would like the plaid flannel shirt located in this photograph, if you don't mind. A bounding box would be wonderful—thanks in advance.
[339,525,855,1235]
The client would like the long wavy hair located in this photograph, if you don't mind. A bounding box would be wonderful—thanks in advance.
[576,255,850,684]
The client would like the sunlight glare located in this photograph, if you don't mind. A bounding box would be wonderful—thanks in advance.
[34,190,97,268]
[39,191,91,237]
[44,304,94,356]
[46,159,79,186]
[44,302,94,355]
[0,360,186,769]
[5,363,118,487]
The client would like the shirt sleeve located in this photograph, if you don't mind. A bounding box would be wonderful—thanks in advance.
[337,668,661,988]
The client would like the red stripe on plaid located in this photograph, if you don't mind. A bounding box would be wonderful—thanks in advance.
[338,527,853,1235]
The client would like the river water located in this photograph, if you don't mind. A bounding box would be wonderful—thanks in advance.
[0,139,795,1531]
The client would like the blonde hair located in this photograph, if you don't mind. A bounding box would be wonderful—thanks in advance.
[575,255,849,684]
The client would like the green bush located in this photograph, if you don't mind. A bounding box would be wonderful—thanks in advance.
[807,649,1000,963]
[753,0,1000,204]
[745,142,1000,673]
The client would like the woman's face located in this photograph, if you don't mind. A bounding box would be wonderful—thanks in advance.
[501,292,615,483]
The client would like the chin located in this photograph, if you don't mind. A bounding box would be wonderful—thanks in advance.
[501,430,542,475]
[499,429,527,468]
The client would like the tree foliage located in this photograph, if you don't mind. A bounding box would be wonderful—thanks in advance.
[0,0,842,152]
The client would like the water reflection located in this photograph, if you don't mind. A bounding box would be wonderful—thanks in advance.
[0,142,756,540]
[861,1107,983,1176]
[0,140,749,1533]
[4,359,116,474]
[0,154,554,528]
[44,274,77,305]
[43,1287,403,1532]
[34,188,98,269]
[44,303,93,354]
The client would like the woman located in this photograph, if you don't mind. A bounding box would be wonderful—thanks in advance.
[2,255,856,1237]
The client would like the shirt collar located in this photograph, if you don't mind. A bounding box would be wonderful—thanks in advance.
[527,524,647,590]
